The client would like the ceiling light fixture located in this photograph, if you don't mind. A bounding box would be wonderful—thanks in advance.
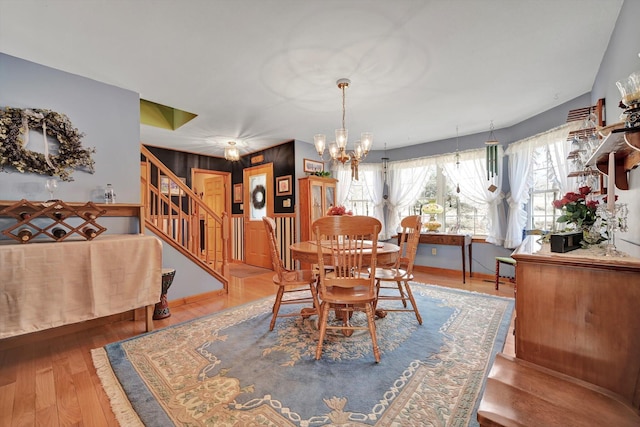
[314,78,372,181]
[224,141,240,161]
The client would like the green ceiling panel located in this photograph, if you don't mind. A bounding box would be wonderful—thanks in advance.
[140,99,197,130]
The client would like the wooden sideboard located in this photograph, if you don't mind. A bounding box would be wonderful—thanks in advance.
[512,236,640,407]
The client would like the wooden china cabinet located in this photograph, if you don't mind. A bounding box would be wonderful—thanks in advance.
[298,176,337,242]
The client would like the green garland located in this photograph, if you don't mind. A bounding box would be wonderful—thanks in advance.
[0,107,95,181]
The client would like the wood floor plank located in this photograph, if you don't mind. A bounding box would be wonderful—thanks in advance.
[35,404,60,427]
[51,356,82,426]
[0,346,17,387]
[35,367,56,411]
[73,370,110,427]
[0,382,16,427]
[12,344,36,427]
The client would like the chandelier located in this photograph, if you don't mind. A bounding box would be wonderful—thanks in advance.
[313,78,372,180]
[224,141,240,161]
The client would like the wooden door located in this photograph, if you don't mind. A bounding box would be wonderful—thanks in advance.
[204,175,225,269]
[243,163,273,268]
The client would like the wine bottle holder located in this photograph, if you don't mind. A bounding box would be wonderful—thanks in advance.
[1,199,107,243]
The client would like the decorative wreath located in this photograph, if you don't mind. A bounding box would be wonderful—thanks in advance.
[0,107,95,181]
[251,184,266,209]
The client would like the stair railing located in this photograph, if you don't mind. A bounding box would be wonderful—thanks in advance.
[140,145,229,288]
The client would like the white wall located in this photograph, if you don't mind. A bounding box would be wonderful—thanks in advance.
[591,0,640,257]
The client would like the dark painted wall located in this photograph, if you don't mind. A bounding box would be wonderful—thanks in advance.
[144,140,296,215]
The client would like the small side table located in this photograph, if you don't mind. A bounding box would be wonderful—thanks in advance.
[153,268,176,320]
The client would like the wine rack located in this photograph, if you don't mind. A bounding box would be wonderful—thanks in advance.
[0,199,107,243]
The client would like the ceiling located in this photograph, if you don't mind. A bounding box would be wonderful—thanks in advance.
[0,0,624,158]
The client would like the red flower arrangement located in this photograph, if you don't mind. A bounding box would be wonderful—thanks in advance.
[326,205,353,216]
[552,186,599,229]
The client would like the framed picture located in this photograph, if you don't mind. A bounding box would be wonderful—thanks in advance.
[160,176,186,196]
[303,158,324,173]
[233,183,243,203]
[276,175,292,196]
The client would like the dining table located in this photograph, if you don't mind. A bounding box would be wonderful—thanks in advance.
[290,239,401,332]
[289,240,401,268]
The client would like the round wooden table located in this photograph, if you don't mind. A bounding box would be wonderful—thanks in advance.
[289,240,400,267]
[290,240,400,330]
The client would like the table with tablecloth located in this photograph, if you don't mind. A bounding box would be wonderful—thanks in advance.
[0,234,162,339]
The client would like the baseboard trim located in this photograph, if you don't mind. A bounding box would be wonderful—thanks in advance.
[168,289,227,309]
[413,264,496,282]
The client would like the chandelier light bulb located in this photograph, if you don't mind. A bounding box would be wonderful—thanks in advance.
[329,142,339,159]
[335,128,348,148]
[353,142,363,160]
[314,134,326,156]
[360,132,372,155]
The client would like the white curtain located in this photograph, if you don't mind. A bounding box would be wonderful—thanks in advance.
[504,122,580,248]
[441,147,506,245]
[549,121,583,194]
[331,163,386,238]
[387,157,435,235]
[359,163,386,239]
[331,163,352,206]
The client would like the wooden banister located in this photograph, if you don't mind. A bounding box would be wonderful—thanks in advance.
[140,145,228,289]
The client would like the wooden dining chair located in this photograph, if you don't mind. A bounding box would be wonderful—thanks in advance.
[372,215,423,324]
[262,217,320,331]
[312,215,382,363]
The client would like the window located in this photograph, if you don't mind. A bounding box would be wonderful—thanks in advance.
[528,146,560,232]
[344,180,371,216]
[403,155,490,235]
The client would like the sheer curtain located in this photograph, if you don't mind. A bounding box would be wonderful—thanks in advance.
[549,121,583,194]
[504,122,580,248]
[441,147,506,245]
[331,163,386,238]
[387,157,435,235]
[331,163,352,206]
[359,163,386,239]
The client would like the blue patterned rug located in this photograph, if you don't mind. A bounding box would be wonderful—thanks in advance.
[92,283,513,426]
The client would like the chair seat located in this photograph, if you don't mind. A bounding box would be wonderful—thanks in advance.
[273,269,316,287]
[495,256,517,291]
[495,256,516,265]
[321,285,376,304]
[373,267,411,281]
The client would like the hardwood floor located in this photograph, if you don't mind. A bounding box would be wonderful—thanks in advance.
[0,269,515,426]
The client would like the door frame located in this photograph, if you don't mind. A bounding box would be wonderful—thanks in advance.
[191,168,231,263]
[242,163,274,267]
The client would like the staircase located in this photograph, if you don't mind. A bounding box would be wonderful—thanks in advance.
[140,146,229,289]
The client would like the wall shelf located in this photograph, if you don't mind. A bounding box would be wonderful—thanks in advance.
[585,127,640,190]
[0,200,145,243]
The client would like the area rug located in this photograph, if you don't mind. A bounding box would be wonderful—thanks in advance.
[92,283,514,426]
